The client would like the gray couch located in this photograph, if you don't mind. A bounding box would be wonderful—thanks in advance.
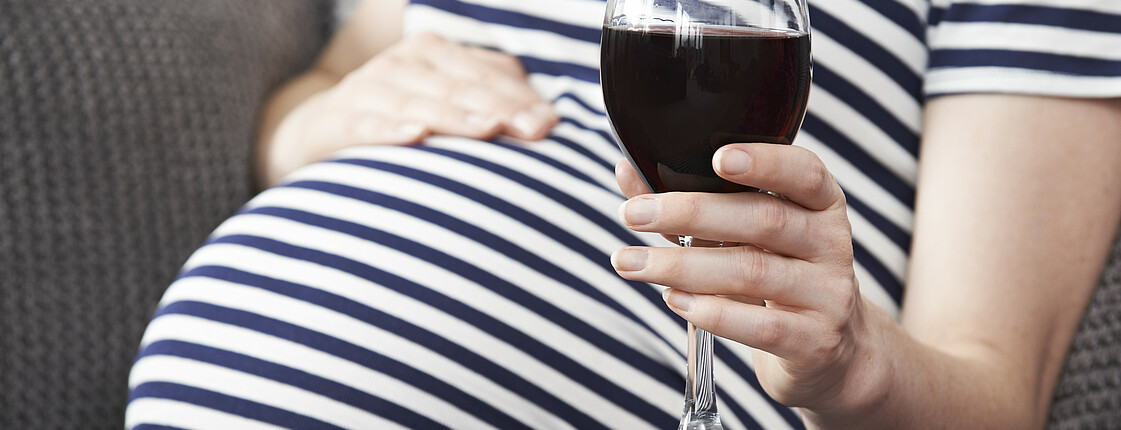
[0,1,330,427]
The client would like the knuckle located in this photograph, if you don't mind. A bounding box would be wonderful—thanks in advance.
[811,318,848,363]
[831,276,860,316]
[666,193,703,230]
[503,61,527,77]
[483,50,523,70]
[810,281,858,360]
[756,199,791,240]
[814,330,845,363]
[683,197,704,226]
[651,248,684,280]
[753,313,785,350]
[702,301,729,334]
[501,55,525,71]
[471,46,523,70]
[732,247,766,294]
[818,218,854,259]
[802,160,833,197]
[833,187,848,208]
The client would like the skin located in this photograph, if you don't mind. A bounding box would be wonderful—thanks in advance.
[261,0,1121,428]
[613,95,1121,429]
[255,0,558,187]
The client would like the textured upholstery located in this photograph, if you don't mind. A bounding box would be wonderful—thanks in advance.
[1049,228,1121,428]
[0,1,331,427]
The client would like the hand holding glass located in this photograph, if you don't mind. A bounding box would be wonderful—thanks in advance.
[601,0,811,428]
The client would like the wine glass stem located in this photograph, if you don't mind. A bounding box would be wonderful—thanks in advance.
[679,236,722,429]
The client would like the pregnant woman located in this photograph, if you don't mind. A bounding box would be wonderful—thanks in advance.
[126,0,1121,428]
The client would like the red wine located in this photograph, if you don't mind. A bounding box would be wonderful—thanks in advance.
[601,25,811,193]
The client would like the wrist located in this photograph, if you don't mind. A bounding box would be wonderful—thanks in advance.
[255,70,340,189]
[800,298,900,430]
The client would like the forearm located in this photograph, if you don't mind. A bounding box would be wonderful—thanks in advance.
[253,0,407,188]
[802,301,1038,429]
[808,95,1121,430]
[613,95,1121,429]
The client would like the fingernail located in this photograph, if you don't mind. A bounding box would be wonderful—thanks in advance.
[612,248,648,272]
[716,148,752,175]
[620,197,658,226]
[511,104,554,137]
[662,289,694,313]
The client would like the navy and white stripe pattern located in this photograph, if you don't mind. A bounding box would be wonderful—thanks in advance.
[927,0,1121,97]
[125,1,1121,428]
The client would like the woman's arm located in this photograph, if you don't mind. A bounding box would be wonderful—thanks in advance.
[256,0,408,187]
[785,95,1121,428]
[613,94,1121,429]
[865,95,1121,429]
[253,0,558,188]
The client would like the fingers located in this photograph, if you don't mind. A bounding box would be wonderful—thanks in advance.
[505,102,559,140]
[468,46,528,78]
[398,96,504,139]
[420,39,492,82]
[611,245,831,309]
[713,143,845,211]
[337,113,429,149]
[264,33,556,187]
[611,143,861,376]
[616,160,683,244]
[618,191,846,260]
[368,32,557,141]
[618,144,844,212]
[615,160,650,198]
[662,291,818,360]
[342,79,503,139]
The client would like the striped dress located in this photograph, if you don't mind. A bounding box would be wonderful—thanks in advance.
[125,1,1121,429]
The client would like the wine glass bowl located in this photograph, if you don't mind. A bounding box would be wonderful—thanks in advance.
[600,1,811,429]
[601,0,811,194]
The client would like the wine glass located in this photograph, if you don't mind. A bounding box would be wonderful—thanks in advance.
[600,0,811,428]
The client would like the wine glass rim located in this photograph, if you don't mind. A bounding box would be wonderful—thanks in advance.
[603,0,811,34]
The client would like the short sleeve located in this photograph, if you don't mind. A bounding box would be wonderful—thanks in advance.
[925,0,1121,98]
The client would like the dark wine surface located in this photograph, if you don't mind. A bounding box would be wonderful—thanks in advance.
[601,25,811,193]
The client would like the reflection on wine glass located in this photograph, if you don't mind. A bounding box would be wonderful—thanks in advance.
[600,1,811,428]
